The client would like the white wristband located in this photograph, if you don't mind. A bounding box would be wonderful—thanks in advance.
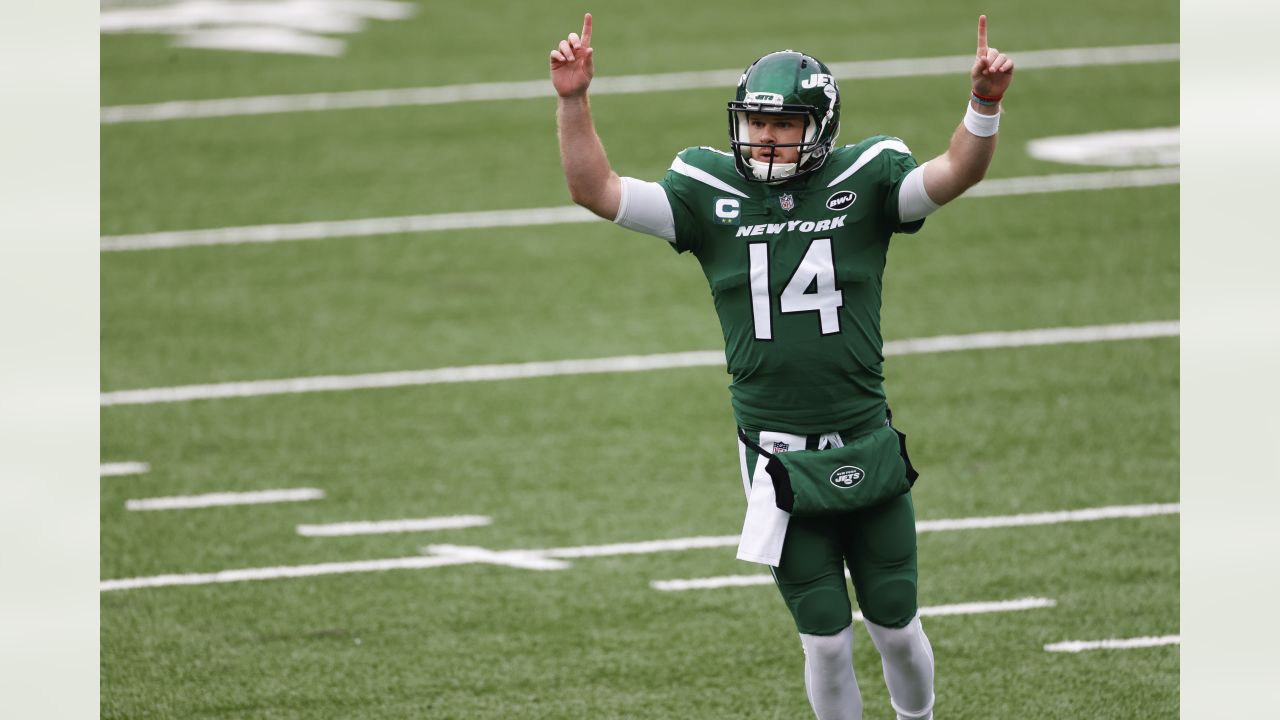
[963,102,1001,137]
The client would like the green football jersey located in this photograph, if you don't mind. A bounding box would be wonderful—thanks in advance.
[659,136,924,435]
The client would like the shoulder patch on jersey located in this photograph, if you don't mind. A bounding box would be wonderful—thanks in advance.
[671,154,748,198]
[825,138,912,188]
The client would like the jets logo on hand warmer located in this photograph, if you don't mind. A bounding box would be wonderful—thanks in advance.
[829,466,865,489]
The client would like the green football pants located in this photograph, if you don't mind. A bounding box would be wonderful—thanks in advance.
[740,429,919,635]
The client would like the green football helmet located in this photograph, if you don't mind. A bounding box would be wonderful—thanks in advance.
[727,50,841,183]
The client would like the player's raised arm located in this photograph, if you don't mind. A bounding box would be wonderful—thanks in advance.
[550,13,621,220]
[918,14,1015,206]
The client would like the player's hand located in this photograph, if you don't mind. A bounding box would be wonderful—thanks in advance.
[550,13,595,98]
[970,15,1014,98]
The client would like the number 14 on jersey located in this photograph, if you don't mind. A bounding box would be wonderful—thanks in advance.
[748,238,844,341]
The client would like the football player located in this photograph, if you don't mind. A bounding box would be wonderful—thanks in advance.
[550,13,1014,720]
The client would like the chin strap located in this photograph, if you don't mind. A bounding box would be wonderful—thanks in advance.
[747,158,798,181]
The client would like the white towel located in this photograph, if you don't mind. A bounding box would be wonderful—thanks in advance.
[736,430,807,566]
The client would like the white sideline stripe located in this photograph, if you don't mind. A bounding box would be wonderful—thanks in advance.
[421,544,570,571]
[100,44,1178,124]
[101,503,1176,591]
[99,169,1179,252]
[125,487,325,511]
[297,515,491,537]
[1045,635,1180,653]
[101,462,150,477]
[99,321,1178,407]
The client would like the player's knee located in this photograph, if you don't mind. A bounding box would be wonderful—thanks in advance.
[792,587,854,636]
[859,578,917,629]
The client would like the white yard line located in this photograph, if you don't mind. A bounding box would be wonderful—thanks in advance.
[99,169,1179,252]
[965,167,1178,198]
[651,575,1062,620]
[650,505,1179,590]
[915,503,1181,532]
[652,574,776,591]
[1044,635,1179,653]
[100,350,723,406]
[856,597,1056,622]
[100,43,1178,124]
[101,502,1177,591]
[421,544,570,571]
[101,206,595,251]
[542,535,741,559]
[101,462,150,477]
[297,515,491,537]
[125,487,324,511]
[1026,127,1179,168]
[99,321,1179,407]
[546,503,1180,562]
[100,555,470,592]
[885,321,1179,357]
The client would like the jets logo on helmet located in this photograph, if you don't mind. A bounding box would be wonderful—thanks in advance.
[800,73,835,89]
[727,50,842,183]
[742,92,785,109]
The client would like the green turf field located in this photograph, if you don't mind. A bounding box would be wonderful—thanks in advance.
[101,1,1179,717]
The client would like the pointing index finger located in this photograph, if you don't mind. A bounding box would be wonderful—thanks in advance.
[581,12,593,47]
[977,14,988,58]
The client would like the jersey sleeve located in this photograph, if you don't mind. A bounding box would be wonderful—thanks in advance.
[877,137,927,235]
[897,164,941,223]
[614,177,677,241]
[656,152,706,255]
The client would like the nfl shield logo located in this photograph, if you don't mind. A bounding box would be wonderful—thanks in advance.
[779,193,795,212]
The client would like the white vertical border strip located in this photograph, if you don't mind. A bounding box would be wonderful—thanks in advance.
[1182,4,1278,717]
[3,0,101,715]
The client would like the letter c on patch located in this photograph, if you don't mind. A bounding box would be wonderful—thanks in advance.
[715,198,740,219]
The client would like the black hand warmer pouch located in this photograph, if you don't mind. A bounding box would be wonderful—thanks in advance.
[738,422,920,516]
